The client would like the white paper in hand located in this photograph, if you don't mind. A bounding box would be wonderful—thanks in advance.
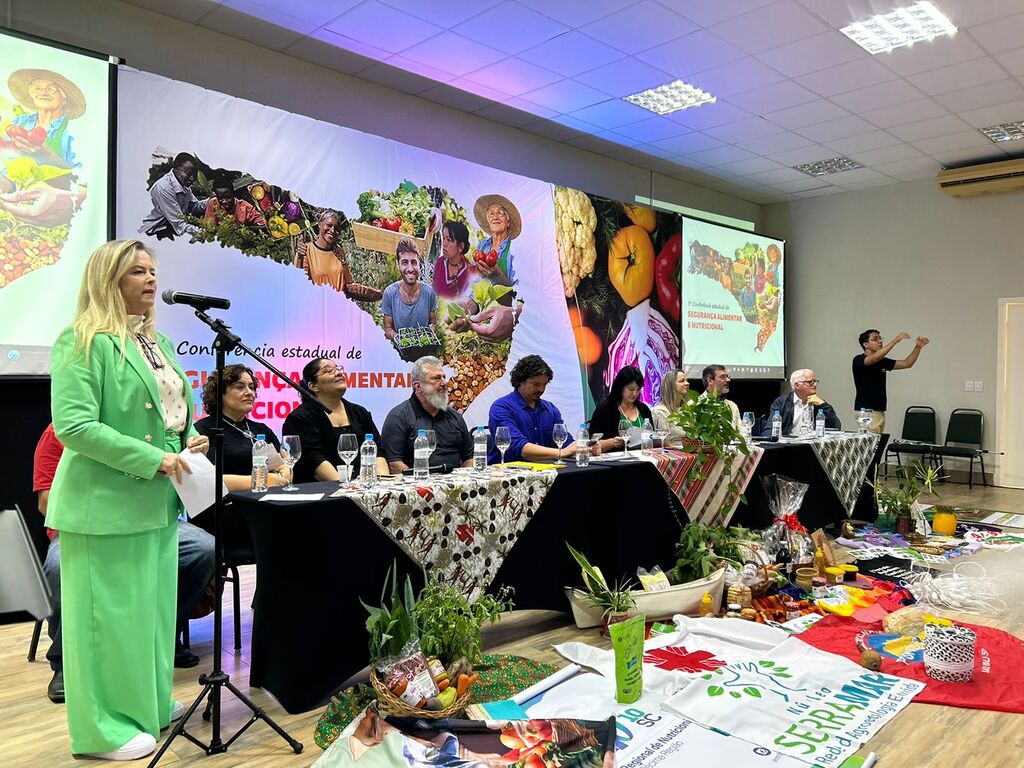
[170,449,227,518]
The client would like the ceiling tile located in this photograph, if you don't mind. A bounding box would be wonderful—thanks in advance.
[762,99,849,129]
[930,147,1007,166]
[860,97,948,128]
[650,132,725,155]
[462,57,563,96]
[774,176,833,192]
[794,185,845,198]
[657,0,777,27]
[715,156,786,176]
[642,143,688,160]
[932,0,1024,27]
[519,79,609,112]
[767,143,838,166]
[520,32,624,78]
[635,29,746,79]
[283,34,377,74]
[827,167,889,185]
[515,0,628,27]
[823,130,902,154]
[564,133,621,153]
[223,0,359,26]
[995,49,1024,77]
[605,145,658,165]
[934,78,1024,113]
[452,1,569,54]
[958,98,1024,128]
[709,0,830,55]
[796,115,877,142]
[379,0,499,25]
[913,130,994,155]
[740,130,815,154]
[758,31,866,78]
[888,114,972,141]
[793,0,904,28]
[594,130,645,148]
[358,59,445,94]
[667,101,753,130]
[200,4,310,50]
[727,80,818,114]
[687,57,785,98]
[448,75,521,103]
[325,1,443,54]
[830,79,926,114]
[473,100,546,127]
[681,145,757,166]
[880,33,988,77]
[502,97,559,119]
[873,156,938,176]
[575,57,674,98]
[612,117,690,143]
[383,55,459,85]
[568,99,654,129]
[701,116,785,143]
[580,1,698,55]
[795,57,897,97]
[520,119,587,142]
[417,83,500,112]
[747,167,810,184]
[849,143,924,165]
[401,32,506,77]
[968,12,1024,55]
[307,28,391,62]
[906,56,1009,95]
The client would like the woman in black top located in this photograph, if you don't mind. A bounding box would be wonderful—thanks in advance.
[193,364,289,549]
[589,365,654,453]
[282,358,388,483]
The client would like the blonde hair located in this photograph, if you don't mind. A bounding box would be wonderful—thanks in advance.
[659,368,688,413]
[71,239,156,361]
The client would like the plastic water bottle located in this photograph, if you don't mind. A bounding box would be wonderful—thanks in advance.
[359,433,378,487]
[575,423,590,467]
[815,410,826,438]
[413,429,430,481]
[473,427,488,471]
[641,418,654,454]
[770,410,782,442]
[250,434,269,492]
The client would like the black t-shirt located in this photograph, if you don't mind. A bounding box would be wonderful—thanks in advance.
[281,398,382,483]
[381,394,473,468]
[852,354,896,411]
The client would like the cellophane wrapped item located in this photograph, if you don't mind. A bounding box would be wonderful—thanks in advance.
[761,474,813,565]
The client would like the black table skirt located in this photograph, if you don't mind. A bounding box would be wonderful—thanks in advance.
[234,458,687,713]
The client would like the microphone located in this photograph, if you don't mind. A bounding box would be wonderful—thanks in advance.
[161,290,231,311]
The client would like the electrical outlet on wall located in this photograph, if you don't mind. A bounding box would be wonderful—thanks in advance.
[965,380,975,391]
[974,380,984,392]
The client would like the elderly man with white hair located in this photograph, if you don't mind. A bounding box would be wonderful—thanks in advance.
[763,369,842,437]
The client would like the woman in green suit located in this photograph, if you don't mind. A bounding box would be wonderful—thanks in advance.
[47,239,209,760]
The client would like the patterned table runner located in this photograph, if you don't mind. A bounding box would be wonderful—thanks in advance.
[807,432,879,516]
[335,468,556,600]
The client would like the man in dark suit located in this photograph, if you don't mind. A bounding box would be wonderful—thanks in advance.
[764,369,842,436]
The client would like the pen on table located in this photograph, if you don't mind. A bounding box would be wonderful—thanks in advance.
[861,752,877,768]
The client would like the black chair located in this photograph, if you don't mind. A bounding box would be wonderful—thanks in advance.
[28,618,44,662]
[932,408,987,489]
[885,406,938,475]
[180,546,255,654]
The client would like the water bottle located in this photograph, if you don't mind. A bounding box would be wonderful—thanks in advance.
[575,423,590,467]
[815,410,826,438]
[770,410,782,442]
[473,427,488,471]
[641,418,653,453]
[359,433,378,487]
[413,429,430,481]
[250,434,269,492]
[858,407,870,432]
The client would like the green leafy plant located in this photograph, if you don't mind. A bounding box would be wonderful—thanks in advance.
[871,461,942,522]
[566,542,637,617]
[412,581,514,664]
[360,563,419,665]
[668,390,750,503]
[670,522,758,584]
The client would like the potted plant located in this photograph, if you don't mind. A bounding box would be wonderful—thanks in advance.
[871,462,941,535]
[566,543,637,631]
[360,564,419,667]
[668,390,750,503]
[412,580,514,665]
[670,522,757,584]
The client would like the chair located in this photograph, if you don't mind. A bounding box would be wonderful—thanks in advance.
[885,406,938,475]
[28,618,44,662]
[932,408,987,489]
[180,546,255,654]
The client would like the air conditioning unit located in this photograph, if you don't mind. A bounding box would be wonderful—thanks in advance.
[937,157,1024,198]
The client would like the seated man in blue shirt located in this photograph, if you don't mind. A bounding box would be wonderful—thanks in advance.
[487,355,599,463]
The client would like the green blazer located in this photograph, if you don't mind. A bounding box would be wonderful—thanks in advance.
[47,327,198,535]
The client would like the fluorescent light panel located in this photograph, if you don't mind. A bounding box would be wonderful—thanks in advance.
[793,157,863,176]
[981,120,1024,143]
[624,80,716,115]
[841,2,956,55]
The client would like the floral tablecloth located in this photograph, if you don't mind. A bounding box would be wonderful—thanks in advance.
[334,468,556,600]
[807,432,879,516]
[647,445,764,527]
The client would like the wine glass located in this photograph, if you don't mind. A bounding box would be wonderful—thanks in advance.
[552,422,569,466]
[280,435,302,491]
[337,433,358,485]
[426,429,437,458]
[494,426,511,467]
[618,419,630,454]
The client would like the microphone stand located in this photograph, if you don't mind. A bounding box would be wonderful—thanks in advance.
[149,309,326,765]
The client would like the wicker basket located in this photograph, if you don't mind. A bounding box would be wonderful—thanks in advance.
[352,221,431,256]
[370,668,471,719]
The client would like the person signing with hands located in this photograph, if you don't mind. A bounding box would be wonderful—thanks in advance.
[853,330,930,433]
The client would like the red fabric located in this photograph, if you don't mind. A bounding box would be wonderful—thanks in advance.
[797,614,1024,714]
[32,423,63,541]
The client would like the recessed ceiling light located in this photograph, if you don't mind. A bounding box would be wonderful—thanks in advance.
[624,80,716,115]
[980,120,1024,143]
[840,1,957,55]
[793,157,864,176]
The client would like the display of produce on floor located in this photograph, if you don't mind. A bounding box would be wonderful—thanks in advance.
[558,192,682,407]
[870,461,942,536]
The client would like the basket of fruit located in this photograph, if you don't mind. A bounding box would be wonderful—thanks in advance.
[393,325,441,362]
[370,657,477,719]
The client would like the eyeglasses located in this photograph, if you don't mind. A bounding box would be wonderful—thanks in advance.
[799,379,820,386]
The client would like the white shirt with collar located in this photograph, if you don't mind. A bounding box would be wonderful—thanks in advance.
[790,392,812,436]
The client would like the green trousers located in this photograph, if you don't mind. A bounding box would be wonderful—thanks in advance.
[60,436,181,754]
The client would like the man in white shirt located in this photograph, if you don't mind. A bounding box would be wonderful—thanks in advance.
[765,369,841,436]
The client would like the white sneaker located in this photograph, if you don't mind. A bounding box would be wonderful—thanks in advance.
[170,700,184,722]
[85,732,157,761]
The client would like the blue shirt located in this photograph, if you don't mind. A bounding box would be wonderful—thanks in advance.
[487,390,572,463]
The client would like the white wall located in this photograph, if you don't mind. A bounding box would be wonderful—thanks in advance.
[763,178,1024,463]
[5,0,760,225]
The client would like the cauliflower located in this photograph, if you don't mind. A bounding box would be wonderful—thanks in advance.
[554,186,597,298]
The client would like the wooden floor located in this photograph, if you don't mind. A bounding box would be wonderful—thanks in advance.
[2,481,1022,767]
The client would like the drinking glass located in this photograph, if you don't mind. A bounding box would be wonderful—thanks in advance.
[280,435,302,491]
[618,419,630,453]
[494,426,511,466]
[552,422,569,466]
[426,429,437,457]
[337,433,358,484]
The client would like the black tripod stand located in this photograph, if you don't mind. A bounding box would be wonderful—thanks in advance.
[149,309,322,765]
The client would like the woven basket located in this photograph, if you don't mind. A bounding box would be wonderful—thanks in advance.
[352,221,431,256]
[369,668,471,719]
[746,563,776,599]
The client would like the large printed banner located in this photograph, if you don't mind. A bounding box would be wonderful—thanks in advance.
[115,68,581,434]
